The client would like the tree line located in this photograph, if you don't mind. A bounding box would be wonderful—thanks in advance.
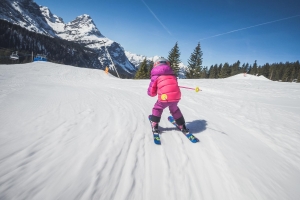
[135,42,300,82]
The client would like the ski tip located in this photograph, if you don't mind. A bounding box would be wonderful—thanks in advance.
[186,133,200,143]
[154,139,161,145]
[193,139,200,143]
[189,138,199,143]
[153,134,161,145]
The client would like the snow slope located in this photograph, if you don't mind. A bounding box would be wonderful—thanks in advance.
[227,73,271,81]
[0,62,300,200]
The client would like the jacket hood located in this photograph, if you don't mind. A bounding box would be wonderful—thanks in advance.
[151,64,174,76]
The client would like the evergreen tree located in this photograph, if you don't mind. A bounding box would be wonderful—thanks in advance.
[290,61,299,81]
[209,64,218,78]
[269,65,275,80]
[218,63,223,78]
[231,60,240,76]
[147,60,154,78]
[185,42,203,79]
[250,60,258,75]
[271,63,279,80]
[244,63,250,73]
[291,65,296,81]
[241,63,246,73]
[208,65,213,78]
[167,42,181,76]
[134,58,148,79]
[275,62,285,81]
[213,64,218,78]
[282,62,292,82]
[200,67,208,78]
[295,61,300,76]
[248,65,252,74]
[219,62,231,78]
[260,63,270,78]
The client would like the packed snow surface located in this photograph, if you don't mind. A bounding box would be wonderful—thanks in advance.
[0,62,300,200]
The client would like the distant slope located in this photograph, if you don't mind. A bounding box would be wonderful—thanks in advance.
[226,73,271,81]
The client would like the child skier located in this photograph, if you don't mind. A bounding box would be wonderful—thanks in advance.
[148,57,188,133]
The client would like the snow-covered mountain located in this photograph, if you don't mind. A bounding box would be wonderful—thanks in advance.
[55,14,104,42]
[125,51,187,78]
[0,0,58,37]
[125,51,160,68]
[0,0,136,77]
[39,6,65,35]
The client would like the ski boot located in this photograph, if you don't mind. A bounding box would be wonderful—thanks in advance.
[178,124,189,134]
[151,122,161,134]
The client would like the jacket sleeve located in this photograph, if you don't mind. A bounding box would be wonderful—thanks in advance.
[147,75,158,97]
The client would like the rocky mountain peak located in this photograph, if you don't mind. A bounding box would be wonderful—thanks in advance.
[40,6,64,24]
[66,14,103,38]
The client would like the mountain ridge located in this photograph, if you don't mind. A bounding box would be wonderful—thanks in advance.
[0,0,136,77]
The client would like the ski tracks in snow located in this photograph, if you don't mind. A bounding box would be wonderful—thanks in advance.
[1,63,300,200]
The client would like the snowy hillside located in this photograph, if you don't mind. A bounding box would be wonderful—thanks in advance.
[227,73,271,81]
[1,62,300,200]
[125,51,160,68]
[0,0,58,37]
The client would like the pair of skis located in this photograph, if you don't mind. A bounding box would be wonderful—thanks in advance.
[149,115,199,145]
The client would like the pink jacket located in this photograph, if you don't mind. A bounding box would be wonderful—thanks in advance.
[147,64,181,102]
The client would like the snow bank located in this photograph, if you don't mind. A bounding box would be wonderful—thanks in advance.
[227,73,271,81]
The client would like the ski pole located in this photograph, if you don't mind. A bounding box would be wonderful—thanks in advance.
[161,86,201,100]
[179,86,201,92]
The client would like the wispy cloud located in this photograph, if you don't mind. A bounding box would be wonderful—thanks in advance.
[141,0,172,36]
[200,14,300,41]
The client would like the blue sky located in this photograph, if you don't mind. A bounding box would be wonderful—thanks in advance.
[35,0,300,67]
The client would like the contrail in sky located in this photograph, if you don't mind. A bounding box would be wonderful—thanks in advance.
[141,0,172,36]
[200,14,300,41]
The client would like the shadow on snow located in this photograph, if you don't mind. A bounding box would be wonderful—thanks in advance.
[186,119,207,134]
[160,119,208,135]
